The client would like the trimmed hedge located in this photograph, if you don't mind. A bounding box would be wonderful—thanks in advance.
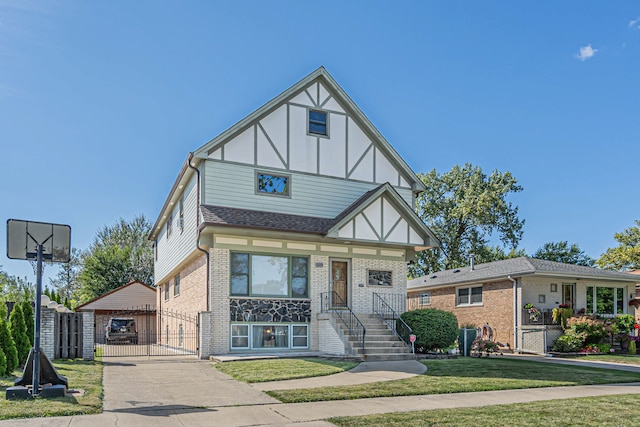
[400,309,458,352]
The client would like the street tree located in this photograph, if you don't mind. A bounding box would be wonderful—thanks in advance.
[597,220,640,271]
[411,163,525,277]
[532,241,595,266]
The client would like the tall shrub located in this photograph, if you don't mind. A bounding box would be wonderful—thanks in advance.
[20,301,35,347]
[0,319,18,374]
[400,309,458,352]
[0,347,6,377]
[9,305,30,366]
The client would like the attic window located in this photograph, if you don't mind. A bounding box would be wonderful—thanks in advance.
[308,110,328,136]
[256,172,290,197]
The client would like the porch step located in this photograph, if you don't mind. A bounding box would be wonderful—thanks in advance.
[329,312,413,361]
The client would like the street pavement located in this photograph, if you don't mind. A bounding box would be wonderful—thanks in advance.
[0,355,639,426]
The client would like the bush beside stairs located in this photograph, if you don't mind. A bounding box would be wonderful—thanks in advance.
[331,312,415,361]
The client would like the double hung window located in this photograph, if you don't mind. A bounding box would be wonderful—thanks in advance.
[457,286,482,306]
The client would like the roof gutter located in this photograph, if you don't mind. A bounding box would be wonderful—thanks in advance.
[187,152,210,312]
[508,275,518,352]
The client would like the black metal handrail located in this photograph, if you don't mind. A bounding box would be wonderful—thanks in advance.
[320,291,366,355]
[372,292,413,347]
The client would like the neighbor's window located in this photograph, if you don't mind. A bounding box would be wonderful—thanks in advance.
[308,110,328,136]
[164,283,170,301]
[368,270,392,287]
[587,286,626,317]
[457,286,482,306]
[230,253,308,297]
[167,212,173,238]
[419,292,431,306]
[174,273,180,296]
[256,172,290,197]
[179,197,184,233]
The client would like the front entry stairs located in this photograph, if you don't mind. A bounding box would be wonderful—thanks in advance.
[331,313,414,361]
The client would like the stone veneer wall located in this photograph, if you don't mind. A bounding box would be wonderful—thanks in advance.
[229,299,311,323]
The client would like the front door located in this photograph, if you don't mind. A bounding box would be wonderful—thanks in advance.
[331,260,349,307]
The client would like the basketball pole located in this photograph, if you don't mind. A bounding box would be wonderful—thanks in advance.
[32,242,44,396]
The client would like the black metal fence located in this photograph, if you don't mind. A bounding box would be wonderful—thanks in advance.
[95,306,198,357]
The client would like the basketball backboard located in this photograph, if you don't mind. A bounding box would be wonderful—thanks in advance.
[6,219,71,263]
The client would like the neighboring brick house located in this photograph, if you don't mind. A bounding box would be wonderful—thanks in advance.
[407,257,640,354]
[149,67,439,358]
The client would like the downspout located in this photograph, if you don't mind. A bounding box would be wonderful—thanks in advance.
[187,152,210,312]
[507,275,518,352]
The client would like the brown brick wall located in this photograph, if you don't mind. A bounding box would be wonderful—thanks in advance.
[158,253,208,317]
[408,280,515,346]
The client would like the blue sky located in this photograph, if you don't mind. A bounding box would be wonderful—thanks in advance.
[1,1,639,283]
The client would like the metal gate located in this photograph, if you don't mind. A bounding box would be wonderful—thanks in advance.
[95,306,198,357]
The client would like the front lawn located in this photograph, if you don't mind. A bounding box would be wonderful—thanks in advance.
[266,357,640,403]
[215,358,359,382]
[328,394,640,426]
[0,359,103,420]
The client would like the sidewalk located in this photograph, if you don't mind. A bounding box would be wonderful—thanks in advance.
[1,356,639,426]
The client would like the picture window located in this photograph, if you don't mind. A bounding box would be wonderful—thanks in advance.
[230,252,309,298]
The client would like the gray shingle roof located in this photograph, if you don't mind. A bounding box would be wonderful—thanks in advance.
[200,205,335,234]
[408,256,640,290]
[200,184,388,235]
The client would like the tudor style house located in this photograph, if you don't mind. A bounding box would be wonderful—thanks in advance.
[150,67,439,359]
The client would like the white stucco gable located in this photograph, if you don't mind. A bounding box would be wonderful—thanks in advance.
[327,183,439,250]
[193,67,423,192]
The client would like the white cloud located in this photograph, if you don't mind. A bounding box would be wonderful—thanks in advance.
[576,44,598,61]
[629,17,640,29]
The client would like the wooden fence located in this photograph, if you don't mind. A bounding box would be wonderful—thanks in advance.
[54,312,83,359]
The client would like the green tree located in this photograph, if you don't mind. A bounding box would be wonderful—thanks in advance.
[20,301,35,347]
[474,245,526,264]
[0,273,35,304]
[411,164,525,276]
[78,215,153,303]
[0,318,18,374]
[9,305,30,366]
[597,220,640,271]
[78,245,134,302]
[532,241,595,266]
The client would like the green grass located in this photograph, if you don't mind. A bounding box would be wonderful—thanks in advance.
[328,394,640,426]
[565,354,640,365]
[266,357,640,403]
[0,359,103,420]
[215,358,359,382]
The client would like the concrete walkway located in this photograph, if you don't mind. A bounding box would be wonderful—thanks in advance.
[1,355,639,426]
[252,359,426,391]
